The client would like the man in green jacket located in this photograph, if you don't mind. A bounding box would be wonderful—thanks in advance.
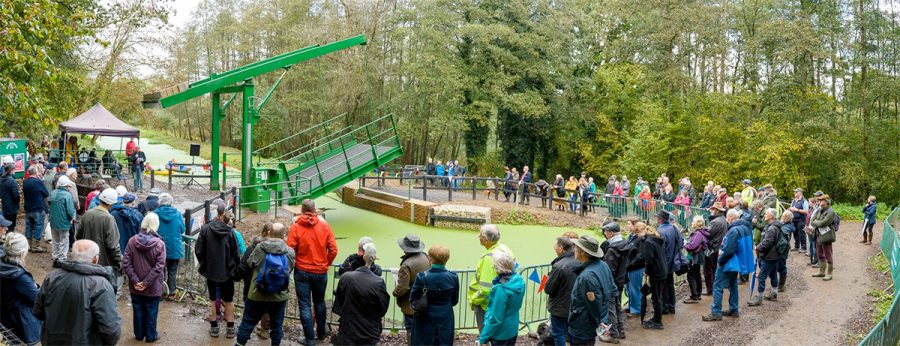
[48,176,76,261]
[468,224,514,332]
[235,225,295,346]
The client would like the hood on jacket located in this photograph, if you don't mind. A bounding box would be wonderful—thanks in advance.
[0,260,25,279]
[298,212,319,226]
[206,220,233,238]
[496,273,525,295]
[258,238,290,254]
[648,235,666,247]
[55,259,114,279]
[693,228,710,238]
[155,205,182,223]
[732,218,752,230]
[134,232,161,252]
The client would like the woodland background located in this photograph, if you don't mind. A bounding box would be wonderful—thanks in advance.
[2,0,899,203]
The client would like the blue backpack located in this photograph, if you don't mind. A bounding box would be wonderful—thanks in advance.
[256,253,289,294]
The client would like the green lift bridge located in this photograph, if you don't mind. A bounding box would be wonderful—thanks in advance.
[143,34,403,211]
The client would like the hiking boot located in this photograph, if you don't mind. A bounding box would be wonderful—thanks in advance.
[682,297,699,304]
[748,294,762,306]
[209,325,220,337]
[722,310,740,317]
[777,284,785,292]
[823,262,833,281]
[701,314,722,321]
[812,264,826,277]
[255,328,270,340]
[599,334,620,344]
[226,326,236,338]
[764,291,778,301]
[642,321,664,329]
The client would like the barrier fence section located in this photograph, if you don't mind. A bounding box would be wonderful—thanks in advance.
[860,207,900,346]
[360,175,711,231]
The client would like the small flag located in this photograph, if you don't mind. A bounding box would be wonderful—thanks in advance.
[529,270,541,285]
[538,275,548,293]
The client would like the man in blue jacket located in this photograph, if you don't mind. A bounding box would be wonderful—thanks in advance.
[568,235,616,345]
[656,210,682,314]
[703,209,754,321]
[22,165,49,253]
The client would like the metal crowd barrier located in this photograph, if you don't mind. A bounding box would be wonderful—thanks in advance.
[860,207,900,346]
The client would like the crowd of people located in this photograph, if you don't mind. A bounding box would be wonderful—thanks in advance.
[0,147,882,346]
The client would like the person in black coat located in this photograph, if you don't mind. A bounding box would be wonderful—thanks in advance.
[543,234,580,346]
[600,222,630,341]
[704,203,728,295]
[0,164,20,233]
[195,211,241,338]
[410,245,459,346]
[337,236,383,277]
[628,225,668,329]
[333,243,390,346]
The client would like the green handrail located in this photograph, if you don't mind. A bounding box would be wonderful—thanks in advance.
[254,112,347,155]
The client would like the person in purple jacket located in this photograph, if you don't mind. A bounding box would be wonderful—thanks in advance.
[123,212,166,343]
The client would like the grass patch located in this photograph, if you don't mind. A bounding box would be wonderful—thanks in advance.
[497,208,544,225]
[867,253,894,324]
[832,203,891,222]
[139,127,245,169]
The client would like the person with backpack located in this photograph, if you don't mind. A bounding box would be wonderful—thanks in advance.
[234,222,294,346]
[702,209,754,322]
[809,195,838,281]
[332,243,390,345]
[599,222,629,343]
[777,210,795,292]
[683,216,709,304]
[749,208,782,306]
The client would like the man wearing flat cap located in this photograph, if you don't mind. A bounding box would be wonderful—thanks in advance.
[568,235,616,345]
[393,234,430,342]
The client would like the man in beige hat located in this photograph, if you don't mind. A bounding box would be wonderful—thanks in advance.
[393,234,430,342]
[569,235,617,344]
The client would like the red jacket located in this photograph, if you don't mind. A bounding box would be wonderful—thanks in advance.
[287,213,338,274]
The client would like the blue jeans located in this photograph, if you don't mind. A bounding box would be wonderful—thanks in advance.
[758,259,778,292]
[25,212,45,241]
[569,194,577,212]
[132,294,160,341]
[550,315,568,346]
[295,270,327,344]
[626,269,644,314]
[237,299,286,346]
[711,267,739,316]
[133,169,143,191]
[807,233,817,263]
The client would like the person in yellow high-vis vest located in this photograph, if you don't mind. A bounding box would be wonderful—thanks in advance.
[741,179,755,206]
[468,224,514,333]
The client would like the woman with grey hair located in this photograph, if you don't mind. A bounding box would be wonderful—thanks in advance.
[154,193,186,300]
[338,236,383,276]
[0,232,41,345]
[477,253,525,346]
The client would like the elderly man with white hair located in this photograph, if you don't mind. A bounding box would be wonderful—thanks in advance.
[703,208,754,322]
[332,243,389,345]
[34,239,122,345]
[468,224,515,333]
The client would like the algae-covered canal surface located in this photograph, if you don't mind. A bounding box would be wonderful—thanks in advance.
[316,197,595,269]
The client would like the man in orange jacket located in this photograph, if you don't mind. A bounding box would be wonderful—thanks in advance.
[287,199,338,345]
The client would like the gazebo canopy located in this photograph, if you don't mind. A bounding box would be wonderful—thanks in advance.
[59,103,140,137]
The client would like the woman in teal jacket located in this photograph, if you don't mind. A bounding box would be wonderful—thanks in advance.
[478,253,524,346]
[154,193,185,300]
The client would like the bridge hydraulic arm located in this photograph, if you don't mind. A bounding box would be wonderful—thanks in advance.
[148,34,367,191]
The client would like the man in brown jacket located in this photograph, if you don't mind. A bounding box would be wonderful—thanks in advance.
[393,234,430,342]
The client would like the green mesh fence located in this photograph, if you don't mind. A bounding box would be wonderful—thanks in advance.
[860,207,900,346]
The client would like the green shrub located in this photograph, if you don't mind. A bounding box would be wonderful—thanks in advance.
[831,202,891,222]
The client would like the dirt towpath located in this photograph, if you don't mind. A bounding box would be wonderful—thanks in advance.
[618,221,880,346]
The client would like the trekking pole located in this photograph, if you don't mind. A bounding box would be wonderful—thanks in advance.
[748,258,759,298]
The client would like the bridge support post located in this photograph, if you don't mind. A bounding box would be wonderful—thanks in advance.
[211,92,221,191]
